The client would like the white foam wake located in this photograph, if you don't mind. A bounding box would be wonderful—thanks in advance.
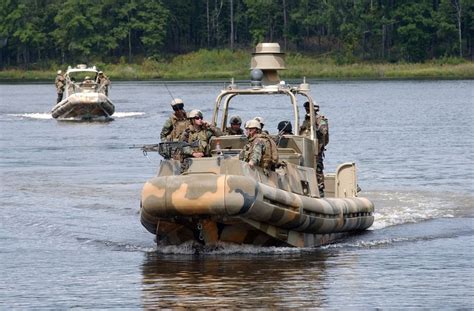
[113,112,145,118]
[8,113,52,120]
[7,111,145,120]
[154,241,302,255]
[366,190,471,230]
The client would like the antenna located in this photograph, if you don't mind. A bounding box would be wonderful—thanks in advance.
[163,83,176,102]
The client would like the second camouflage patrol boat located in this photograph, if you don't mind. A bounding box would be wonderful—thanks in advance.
[51,64,114,120]
[140,43,374,248]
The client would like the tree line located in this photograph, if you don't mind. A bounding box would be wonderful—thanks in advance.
[1,0,472,68]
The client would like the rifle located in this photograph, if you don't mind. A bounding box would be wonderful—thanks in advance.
[130,141,199,159]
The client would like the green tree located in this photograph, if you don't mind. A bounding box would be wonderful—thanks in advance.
[244,0,282,44]
[136,0,169,56]
[0,0,48,66]
[52,0,104,61]
[394,2,435,61]
[435,0,461,57]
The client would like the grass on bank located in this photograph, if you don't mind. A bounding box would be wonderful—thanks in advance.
[0,49,473,81]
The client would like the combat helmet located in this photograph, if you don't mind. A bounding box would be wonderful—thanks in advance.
[170,98,184,111]
[277,121,292,133]
[254,116,264,126]
[188,109,203,119]
[230,115,242,125]
[170,98,184,106]
[245,119,261,129]
[304,101,319,112]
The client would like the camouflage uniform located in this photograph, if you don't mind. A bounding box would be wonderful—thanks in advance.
[180,124,216,157]
[225,115,244,135]
[98,73,110,96]
[55,74,65,103]
[299,111,329,196]
[239,135,265,167]
[257,132,279,170]
[225,127,244,135]
[160,115,190,142]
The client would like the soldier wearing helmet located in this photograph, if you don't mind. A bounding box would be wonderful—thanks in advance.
[240,119,277,170]
[55,70,65,103]
[81,76,94,89]
[180,109,220,158]
[254,116,270,135]
[299,101,329,197]
[277,121,293,135]
[253,116,278,169]
[225,115,244,135]
[180,109,221,157]
[97,71,110,96]
[160,98,190,142]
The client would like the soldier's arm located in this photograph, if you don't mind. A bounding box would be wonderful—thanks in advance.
[160,117,173,141]
[181,146,194,156]
[249,141,264,167]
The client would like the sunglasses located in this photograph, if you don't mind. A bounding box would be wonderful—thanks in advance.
[172,104,184,111]
[194,116,203,120]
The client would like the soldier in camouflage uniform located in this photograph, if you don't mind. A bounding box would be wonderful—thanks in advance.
[97,71,110,96]
[181,109,220,158]
[299,101,329,197]
[225,115,244,135]
[254,116,269,135]
[277,120,293,135]
[240,119,278,171]
[160,98,190,142]
[55,70,65,103]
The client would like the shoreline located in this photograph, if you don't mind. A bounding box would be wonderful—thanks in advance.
[1,76,472,83]
[1,51,473,81]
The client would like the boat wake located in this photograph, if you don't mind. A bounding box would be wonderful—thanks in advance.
[8,113,52,120]
[6,111,145,120]
[112,112,145,118]
[154,241,303,255]
[367,189,473,230]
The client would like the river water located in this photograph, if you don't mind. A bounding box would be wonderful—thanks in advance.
[0,80,472,308]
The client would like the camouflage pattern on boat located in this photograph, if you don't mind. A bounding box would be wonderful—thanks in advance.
[139,43,374,247]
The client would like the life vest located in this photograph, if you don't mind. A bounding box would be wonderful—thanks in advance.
[299,114,329,147]
[169,116,189,141]
[182,124,211,155]
[225,127,244,135]
[257,132,278,170]
[55,76,65,92]
[316,115,329,147]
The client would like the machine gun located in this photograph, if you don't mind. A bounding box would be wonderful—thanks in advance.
[130,141,199,160]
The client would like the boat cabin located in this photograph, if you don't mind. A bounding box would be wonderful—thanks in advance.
[64,64,106,96]
[202,43,357,198]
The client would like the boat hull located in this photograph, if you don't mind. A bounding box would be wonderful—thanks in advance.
[141,173,374,247]
[51,93,114,120]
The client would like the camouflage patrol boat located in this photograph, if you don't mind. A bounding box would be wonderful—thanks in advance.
[51,64,114,120]
[140,43,374,248]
